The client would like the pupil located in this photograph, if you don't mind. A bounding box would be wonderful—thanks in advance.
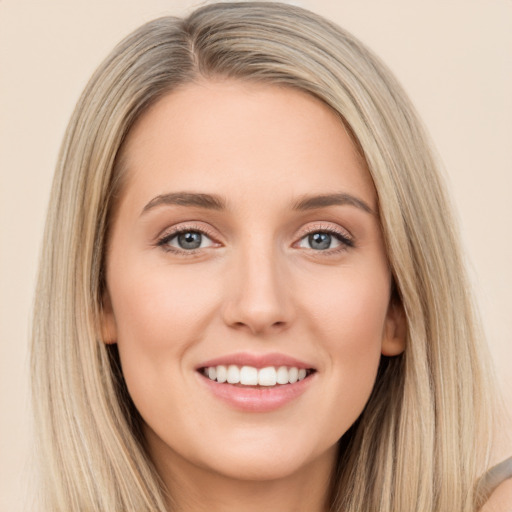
[178,232,202,250]
[309,232,331,250]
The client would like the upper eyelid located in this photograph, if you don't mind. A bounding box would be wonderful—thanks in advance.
[155,220,354,247]
[296,222,353,239]
[157,222,219,241]
[156,224,220,255]
[294,223,355,252]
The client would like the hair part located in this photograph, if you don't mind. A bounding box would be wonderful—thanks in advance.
[31,2,498,511]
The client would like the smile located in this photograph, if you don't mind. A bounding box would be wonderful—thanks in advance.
[196,354,317,412]
[200,365,313,386]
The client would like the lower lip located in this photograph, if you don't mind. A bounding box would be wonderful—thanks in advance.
[198,372,315,412]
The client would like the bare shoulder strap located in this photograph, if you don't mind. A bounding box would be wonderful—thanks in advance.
[476,456,512,508]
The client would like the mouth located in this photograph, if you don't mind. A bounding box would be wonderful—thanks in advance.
[199,364,316,387]
[195,353,317,411]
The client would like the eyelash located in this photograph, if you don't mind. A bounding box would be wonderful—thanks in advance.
[156,223,219,255]
[156,223,354,256]
[298,224,354,254]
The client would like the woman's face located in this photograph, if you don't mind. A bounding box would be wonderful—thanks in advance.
[103,80,405,484]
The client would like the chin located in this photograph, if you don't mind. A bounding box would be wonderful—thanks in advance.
[202,451,321,482]
[191,430,338,483]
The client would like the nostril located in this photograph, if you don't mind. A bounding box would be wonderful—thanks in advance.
[221,286,294,335]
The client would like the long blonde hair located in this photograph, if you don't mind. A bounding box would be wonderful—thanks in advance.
[31,2,497,510]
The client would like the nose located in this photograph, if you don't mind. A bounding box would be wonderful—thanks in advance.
[221,244,294,336]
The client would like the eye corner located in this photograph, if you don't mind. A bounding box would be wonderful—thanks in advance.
[155,222,222,255]
[293,223,355,253]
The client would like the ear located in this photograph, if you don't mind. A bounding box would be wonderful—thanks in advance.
[381,298,406,356]
[100,290,118,345]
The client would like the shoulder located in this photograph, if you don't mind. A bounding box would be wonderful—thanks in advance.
[480,478,512,512]
[479,457,512,512]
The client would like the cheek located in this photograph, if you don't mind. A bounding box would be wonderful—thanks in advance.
[107,262,222,404]
[302,263,390,351]
[111,259,220,344]
[300,266,390,431]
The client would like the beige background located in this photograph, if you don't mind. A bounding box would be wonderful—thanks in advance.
[1,0,511,509]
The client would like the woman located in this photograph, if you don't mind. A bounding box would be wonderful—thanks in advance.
[31,2,509,511]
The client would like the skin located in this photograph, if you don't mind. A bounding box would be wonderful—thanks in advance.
[102,80,406,512]
[481,480,512,512]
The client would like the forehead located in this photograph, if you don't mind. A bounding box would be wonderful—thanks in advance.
[117,80,376,212]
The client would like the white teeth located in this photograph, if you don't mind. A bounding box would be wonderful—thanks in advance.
[276,366,289,384]
[226,365,240,384]
[240,366,258,385]
[203,365,311,386]
[258,367,277,386]
[216,365,227,383]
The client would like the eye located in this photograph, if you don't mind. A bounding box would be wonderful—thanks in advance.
[296,229,353,251]
[158,229,216,252]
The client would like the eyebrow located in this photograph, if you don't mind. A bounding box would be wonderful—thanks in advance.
[292,193,375,214]
[141,192,226,215]
[141,191,375,216]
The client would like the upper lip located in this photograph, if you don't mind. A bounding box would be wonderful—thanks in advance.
[196,352,316,370]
